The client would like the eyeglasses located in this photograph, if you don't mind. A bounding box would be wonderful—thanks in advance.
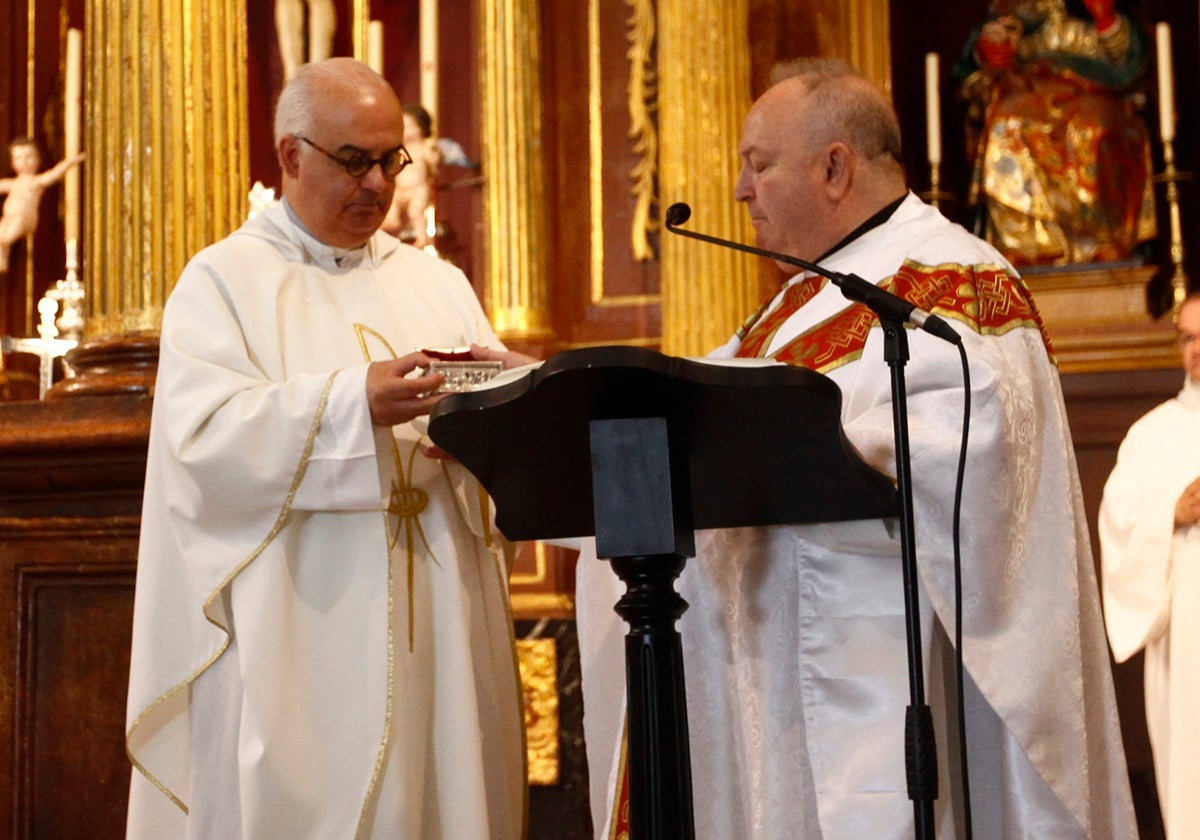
[297,136,413,178]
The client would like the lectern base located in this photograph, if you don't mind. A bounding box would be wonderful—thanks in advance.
[609,552,695,840]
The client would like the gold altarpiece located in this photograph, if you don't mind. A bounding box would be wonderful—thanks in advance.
[3,0,1179,372]
[476,0,897,359]
[480,0,552,340]
[0,1,1180,836]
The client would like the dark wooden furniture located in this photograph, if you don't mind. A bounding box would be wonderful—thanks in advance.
[429,346,898,840]
[0,393,150,840]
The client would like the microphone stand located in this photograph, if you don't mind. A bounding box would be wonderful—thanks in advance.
[881,317,938,840]
[665,204,940,840]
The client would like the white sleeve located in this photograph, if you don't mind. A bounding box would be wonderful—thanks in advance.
[1098,424,1175,662]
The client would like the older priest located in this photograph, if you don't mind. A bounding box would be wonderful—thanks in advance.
[124,58,526,839]
[578,58,1135,840]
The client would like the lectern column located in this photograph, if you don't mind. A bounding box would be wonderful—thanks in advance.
[609,552,695,840]
[590,415,696,839]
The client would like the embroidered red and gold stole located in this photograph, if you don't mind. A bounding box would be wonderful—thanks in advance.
[735,273,828,359]
[735,260,1055,373]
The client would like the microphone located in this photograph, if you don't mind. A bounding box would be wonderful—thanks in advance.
[664,202,962,346]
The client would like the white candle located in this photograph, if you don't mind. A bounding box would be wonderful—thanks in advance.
[925,52,941,165]
[368,20,384,75]
[1156,22,1176,143]
[420,0,438,119]
[64,27,82,246]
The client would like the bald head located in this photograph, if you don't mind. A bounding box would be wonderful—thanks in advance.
[767,58,904,171]
[274,57,399,145]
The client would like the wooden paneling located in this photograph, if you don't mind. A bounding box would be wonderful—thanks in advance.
[13,556,135,840]
[0,393,149,840]
[533,0,661,354]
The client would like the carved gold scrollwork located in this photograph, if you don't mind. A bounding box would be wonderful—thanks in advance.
[626,0,658,263]
[517,637,560,785]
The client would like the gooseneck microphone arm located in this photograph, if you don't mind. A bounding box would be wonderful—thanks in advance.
[663,202,961,346]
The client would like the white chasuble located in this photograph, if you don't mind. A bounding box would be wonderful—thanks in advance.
[125,204,526,840]
[577,194,1135,840]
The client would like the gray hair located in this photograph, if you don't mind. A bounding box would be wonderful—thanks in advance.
[770,57,904,165]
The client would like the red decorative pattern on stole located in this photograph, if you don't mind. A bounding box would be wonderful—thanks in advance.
[734,274,827,359]
[761,261,1054,373]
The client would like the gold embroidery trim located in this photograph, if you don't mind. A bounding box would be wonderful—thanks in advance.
[125,370,340,813]
[762,259,1050,375]
[353,322,438,654]
[352,323,527,834]
[351,322,446,839]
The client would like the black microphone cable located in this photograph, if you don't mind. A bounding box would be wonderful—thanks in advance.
[950,341,973,840]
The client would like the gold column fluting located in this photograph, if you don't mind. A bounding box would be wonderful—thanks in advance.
[479,0,552,340]
[83,0,248,335]
[843,0,893,97]
[656,0,758,357]
[352,0,370,63]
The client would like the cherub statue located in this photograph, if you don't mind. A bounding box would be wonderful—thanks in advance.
[0,137,85,275]
[955,0,1156,266]
[382,104,443,251]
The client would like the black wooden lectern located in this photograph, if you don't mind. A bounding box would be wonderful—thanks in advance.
[428,346,898,840]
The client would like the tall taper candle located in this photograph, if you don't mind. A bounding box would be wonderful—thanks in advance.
[420,0,438,119]
[64,27,82,247]
[1156,22,1176,143]
[925,52,941,165]
[368,20,383,75]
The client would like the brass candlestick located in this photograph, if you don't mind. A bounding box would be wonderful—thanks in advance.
[1158,139,1191,318]
[920,162,956,209]
[47,238,86,341]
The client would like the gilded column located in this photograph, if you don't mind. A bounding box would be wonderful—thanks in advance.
[656,0,758,357]
[479,0,552,340]
[843,0,892,96]
[83,0,248,335]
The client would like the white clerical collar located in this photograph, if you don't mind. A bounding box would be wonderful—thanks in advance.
[281,198,372,269]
